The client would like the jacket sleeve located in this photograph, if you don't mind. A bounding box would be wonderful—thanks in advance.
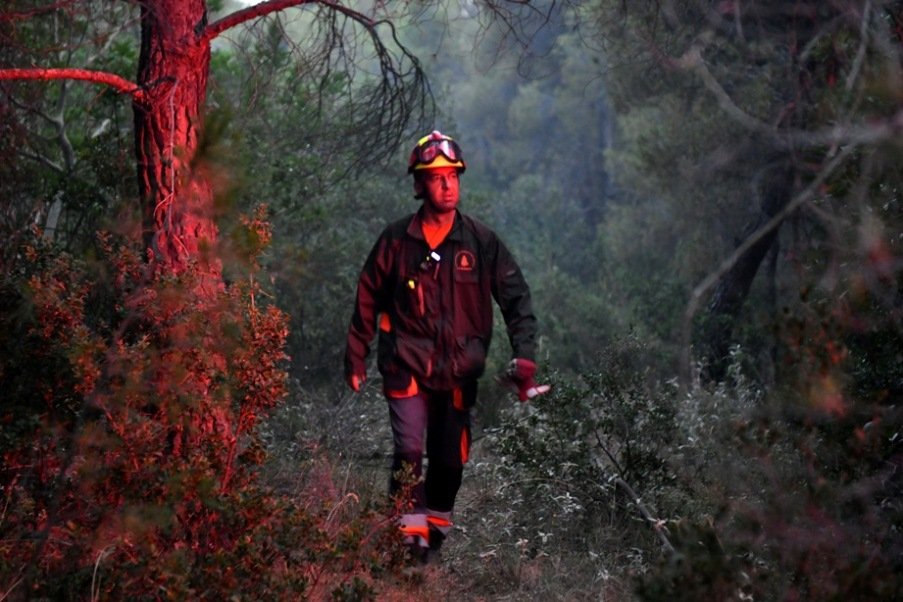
[344,231,394,379]
[488,233,538,362]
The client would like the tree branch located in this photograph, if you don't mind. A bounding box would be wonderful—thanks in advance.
[202,0,379,43]
[613,477,675,554]
[846,0,872,92]
[677,146,856,398]
[692,53,903,149]
[19,150,64,174]
[204,0,381,45]
[666,27,903,151]
[53,81,76,171]
[0,68,144,101]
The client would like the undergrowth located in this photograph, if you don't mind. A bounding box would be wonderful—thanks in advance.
[276,336,903,601]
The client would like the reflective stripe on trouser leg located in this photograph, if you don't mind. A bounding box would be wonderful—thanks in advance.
[398,512,429,549]
[427,509,454,538]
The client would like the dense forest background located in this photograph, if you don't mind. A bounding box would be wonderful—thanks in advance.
[2,0,902,600]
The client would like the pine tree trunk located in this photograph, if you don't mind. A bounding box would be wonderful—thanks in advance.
[133,0,219,285]
[700,162,796,382]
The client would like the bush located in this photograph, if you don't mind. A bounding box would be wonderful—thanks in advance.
[636,350,903,601]
[487,335,903,600]
[489,335,679,565]
[0,216,407,600]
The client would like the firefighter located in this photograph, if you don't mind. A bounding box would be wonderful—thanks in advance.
[344,130,550,562]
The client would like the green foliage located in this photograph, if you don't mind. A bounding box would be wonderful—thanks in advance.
[490,336,678,558]
[486,327,903,601]
[0,1,138,255]
[625,347,903,601]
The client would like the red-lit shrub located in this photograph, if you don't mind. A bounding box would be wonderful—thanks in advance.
[0,212,402,600]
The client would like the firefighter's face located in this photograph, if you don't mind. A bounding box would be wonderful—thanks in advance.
[418,166,460,214]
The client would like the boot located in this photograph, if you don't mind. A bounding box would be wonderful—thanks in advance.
[424,524,446,564]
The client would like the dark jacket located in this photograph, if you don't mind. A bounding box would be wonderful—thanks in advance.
[345,208,537,392]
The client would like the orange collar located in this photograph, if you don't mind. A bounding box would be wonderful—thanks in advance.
[421,219,454,250]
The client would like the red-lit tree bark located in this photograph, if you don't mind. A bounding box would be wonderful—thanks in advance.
[133,0,216,281]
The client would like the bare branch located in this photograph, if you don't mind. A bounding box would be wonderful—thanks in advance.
[204,0,380,43]
[53,81,75,171]
[7,90,73,172]
[846,0,872,92]
[671,36,903,151]
[614,477,675,554]
[678,42,778,136]
[204,0,318,42]
[205,0,431,177]
[472,0,569,76]
[19,149,64,174]
[0,68,144,100]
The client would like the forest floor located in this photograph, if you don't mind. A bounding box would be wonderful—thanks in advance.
[341,437,638,601]
[266,386,645,601]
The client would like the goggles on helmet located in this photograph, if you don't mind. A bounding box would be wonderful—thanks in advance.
[408,131,466,174]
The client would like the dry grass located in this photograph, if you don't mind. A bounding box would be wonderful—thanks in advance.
[262,381,654,601]
[268,424,640,601]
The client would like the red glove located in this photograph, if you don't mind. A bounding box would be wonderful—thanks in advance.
[501,359,551,402]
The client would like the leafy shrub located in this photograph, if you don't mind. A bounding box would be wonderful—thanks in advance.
[635,348,903,601]
[488,332,903,601]
[0,214,407,600]
[489,335,679,562]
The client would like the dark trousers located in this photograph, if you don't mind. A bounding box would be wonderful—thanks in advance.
[387,384,474,513]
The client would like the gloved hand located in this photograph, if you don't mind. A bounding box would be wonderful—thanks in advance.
[500,358,551,402]
[347,373,365,392]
